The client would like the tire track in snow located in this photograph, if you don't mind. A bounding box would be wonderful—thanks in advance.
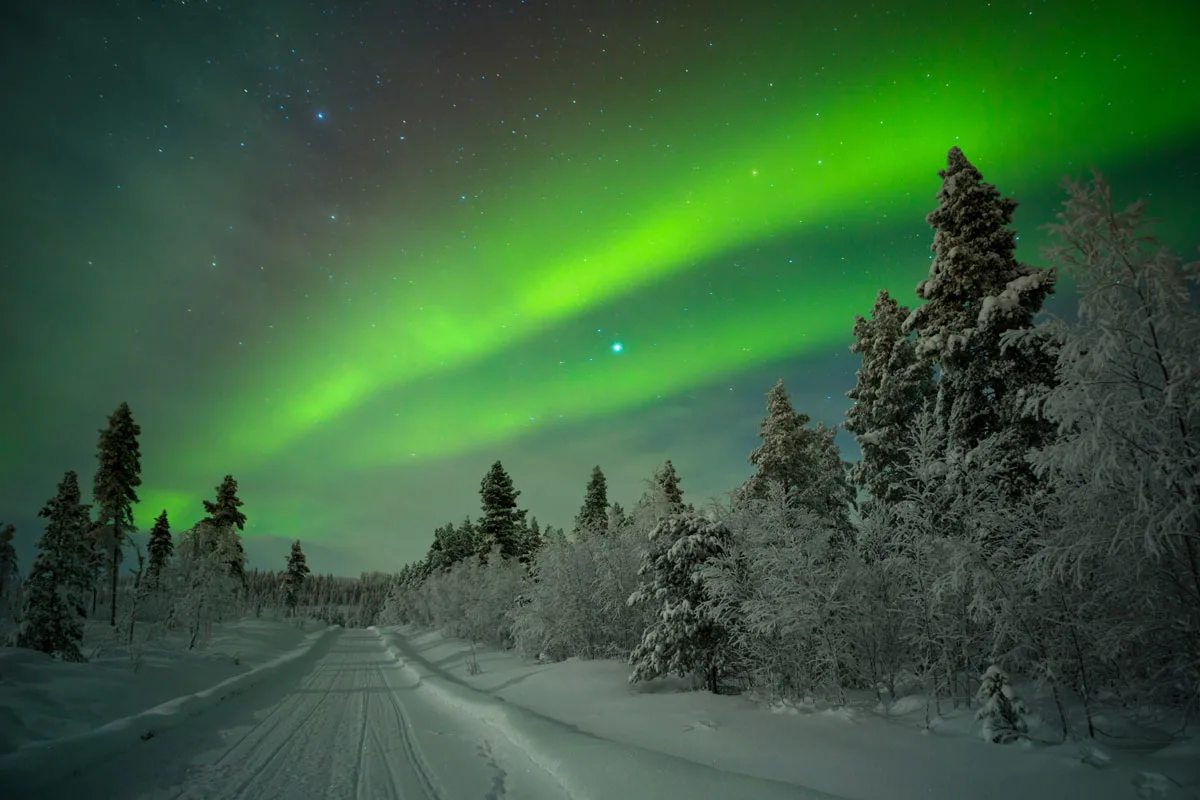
[171,651,352,799]
[350,669,370,800]
[377,659,443,800]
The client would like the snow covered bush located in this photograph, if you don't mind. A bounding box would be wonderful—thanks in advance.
[702,483,856,703]
[400,549,525,648]
[168,521,244,649]
[975,664,1029,743]
[629,510,734,693]
[512,519,651,661]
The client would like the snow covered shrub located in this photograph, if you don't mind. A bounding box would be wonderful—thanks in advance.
[513,520,652,661]
[169,521,244,649]
[975,664,1029,743]
[413,549,525,648]
[703,483,856,703]
[629,510,733,693]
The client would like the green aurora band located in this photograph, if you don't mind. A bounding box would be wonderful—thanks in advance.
[141,1,1199,534]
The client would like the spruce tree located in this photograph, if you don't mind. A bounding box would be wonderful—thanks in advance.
[283,540,310,613]
[203,475,247,582]
[17,472,93,660]
[478,461,527,560]
[93,402,142,626]
[740,380,853,529]
[0,522,19,620]
[653,460,685,513]
[145,510,173,591]
[573,465,610,537]
[902,147,1057,489]
[607,502,629,535]
[628,511,733,693]
[845,291,935,507]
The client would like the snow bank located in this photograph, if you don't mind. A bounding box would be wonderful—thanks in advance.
[373,626,839,800]
[0,620,338,789]
[378,625,1200,800]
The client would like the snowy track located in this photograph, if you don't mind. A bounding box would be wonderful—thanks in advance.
[165,632,445,800]
[5,630,537,800]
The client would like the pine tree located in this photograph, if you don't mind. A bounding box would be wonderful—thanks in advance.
[203,475,247,583]
[93,402,142,626]
[145,510,173,591]
[518,516,545,564]
[283,540,311,613]
[740,380,853,531]
[478,461,527,560]
[428,520,478,571]
[607,502,630,535]
[573,465,610,537]
[654,460,685,512]
[628,510,733,693]
[0,522,19,621]
[902,147,1057,491]
[845,291,935,507]
[975,665,1029,743]
[17,472,94,660]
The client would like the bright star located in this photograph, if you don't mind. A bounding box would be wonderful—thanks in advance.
[612,342,623,353]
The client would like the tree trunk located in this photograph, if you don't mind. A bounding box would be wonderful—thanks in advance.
[109,537,120,626]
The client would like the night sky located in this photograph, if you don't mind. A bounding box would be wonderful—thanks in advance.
[3,0,1197,576]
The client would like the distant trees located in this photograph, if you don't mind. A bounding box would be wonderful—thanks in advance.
[93,402,142,626]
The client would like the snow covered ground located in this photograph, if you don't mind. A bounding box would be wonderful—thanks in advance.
[384,625,1200,800]
[0,616,322,754]
[1,620,1196,799]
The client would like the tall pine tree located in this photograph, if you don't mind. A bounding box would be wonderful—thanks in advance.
[203,475,247,583]
[845,291,935,507]
[283,540,311,613]
[902,147,1057,492]
[573,465,610,537]
[17,472,93,660]
[145,510,173,591]
[478,461,527,560]
[93,402,142,626]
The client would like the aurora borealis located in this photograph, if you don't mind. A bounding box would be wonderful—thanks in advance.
[3,0,1198,575]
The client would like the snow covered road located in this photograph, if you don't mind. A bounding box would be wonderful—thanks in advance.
[6,629,565,799]
[5,628,832,800]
